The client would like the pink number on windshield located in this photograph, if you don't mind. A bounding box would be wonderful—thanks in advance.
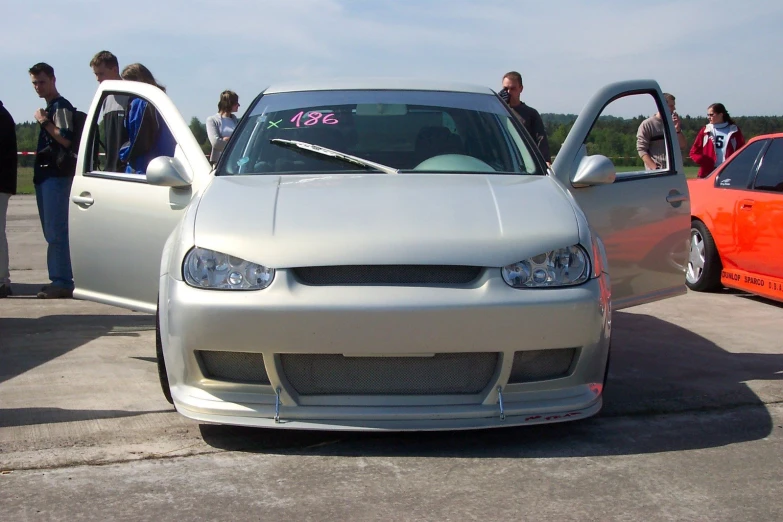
[290,111,339,127]
[304,112,322,126]
[290,111,304,127]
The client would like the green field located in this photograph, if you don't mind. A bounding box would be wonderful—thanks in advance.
[15,164,699,195]
[18,167,33,195]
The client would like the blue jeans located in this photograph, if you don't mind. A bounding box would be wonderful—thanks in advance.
[0,192,10,284]
[35,176,74,289]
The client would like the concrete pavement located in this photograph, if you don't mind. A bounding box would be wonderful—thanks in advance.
[1,195,782,520]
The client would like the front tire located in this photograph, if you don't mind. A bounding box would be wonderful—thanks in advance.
[685,220,722,292]
[156,306,174,405]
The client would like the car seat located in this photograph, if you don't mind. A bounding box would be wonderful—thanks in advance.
[414,126,464,165]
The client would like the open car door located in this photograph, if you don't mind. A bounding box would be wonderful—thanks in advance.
[552,80,690,309]
[69,80,212,313]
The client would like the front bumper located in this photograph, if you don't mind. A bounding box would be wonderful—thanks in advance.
[161,269,611,430]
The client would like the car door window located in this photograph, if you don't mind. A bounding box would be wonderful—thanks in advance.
[86,92,176,178]
[584,93,674,177]
[752,139,783,192]
[87,93,130,173]
[715,140,767,189]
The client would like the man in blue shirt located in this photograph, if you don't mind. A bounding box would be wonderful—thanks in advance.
[30,62,75,298]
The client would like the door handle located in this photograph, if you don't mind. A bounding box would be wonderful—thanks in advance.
[72,193,95,207]
[665,190,688,207]
[739,199,754,210]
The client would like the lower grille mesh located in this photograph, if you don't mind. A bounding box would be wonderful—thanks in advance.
[292,265,482,286]
[199,351,270,385]
[508,348,577,383]
[280,353,499,395]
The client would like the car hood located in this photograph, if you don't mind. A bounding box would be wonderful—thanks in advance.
[193,174,579,268]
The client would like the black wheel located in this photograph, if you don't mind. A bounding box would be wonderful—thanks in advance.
[685,220,723,292]
[156,306,174,405]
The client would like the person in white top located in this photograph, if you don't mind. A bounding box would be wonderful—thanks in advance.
[206,90,240,163]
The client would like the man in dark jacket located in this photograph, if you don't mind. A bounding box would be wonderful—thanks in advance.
[501,71,551,165]
[90,50,128,172]
[30,62,76,299]
[0,99,17,298]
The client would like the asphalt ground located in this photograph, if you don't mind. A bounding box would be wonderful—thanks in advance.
[1,195,782,521]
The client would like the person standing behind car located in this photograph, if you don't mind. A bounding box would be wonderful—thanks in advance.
[500,71,551,164]
[0,100,17,298]
[118,63,176,174]
[89,50,128,172]
[206,90,240,164]
[636,93,688,171]
[690,103,745,178]
[29,62,75,299]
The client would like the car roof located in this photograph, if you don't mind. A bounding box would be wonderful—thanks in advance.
[263,78,496,95]
[747,132,783,141]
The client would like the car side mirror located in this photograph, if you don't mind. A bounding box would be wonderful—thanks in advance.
[571,155,617,187]
[146,156,193,188]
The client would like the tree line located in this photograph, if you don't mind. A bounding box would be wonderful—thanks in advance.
[15,114,783,168]
[544,114,783,166]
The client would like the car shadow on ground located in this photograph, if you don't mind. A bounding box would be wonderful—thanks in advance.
[0,407,171,428]
[0,314,155,386]
[739,294,783,309]
[710,287,783,309]
[199,310,782,458]
[0,312,162,429]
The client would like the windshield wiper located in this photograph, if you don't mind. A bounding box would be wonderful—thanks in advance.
[270,139,399,175]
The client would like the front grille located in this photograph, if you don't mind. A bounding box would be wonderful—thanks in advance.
[507,348,577,384]
[280,353,499,395]
[292,265,482,286]
[198,351,270,385]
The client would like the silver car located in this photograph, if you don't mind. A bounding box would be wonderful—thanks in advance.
[69,79,690,430]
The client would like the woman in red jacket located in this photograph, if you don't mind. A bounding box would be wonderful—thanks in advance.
[689,103,745,178]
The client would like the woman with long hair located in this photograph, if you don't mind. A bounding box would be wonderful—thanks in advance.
[689,103,745,178]
[118,63,175,174]
[120,63,166,91]
[206,90,240,163]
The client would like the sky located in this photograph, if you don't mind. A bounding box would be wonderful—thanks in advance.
[2,0,782,127]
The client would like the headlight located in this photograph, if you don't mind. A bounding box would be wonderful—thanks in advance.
[501,245,590,288]
[183,247,274,290]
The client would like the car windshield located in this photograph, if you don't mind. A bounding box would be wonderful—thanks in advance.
[218,89,543,176]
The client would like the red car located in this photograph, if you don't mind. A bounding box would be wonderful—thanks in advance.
[687,133,783,302]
